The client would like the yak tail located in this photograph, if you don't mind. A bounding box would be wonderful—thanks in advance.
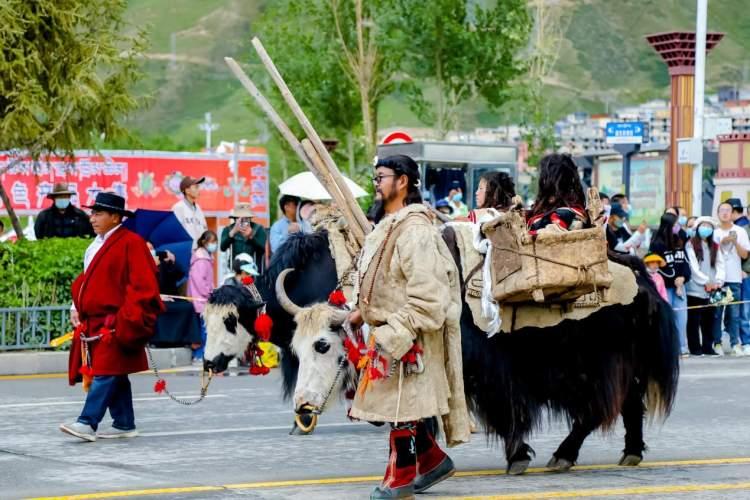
[607,251,680,421]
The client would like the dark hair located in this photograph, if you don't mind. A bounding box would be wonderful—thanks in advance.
[690,227,718,267]
[279,195,300,212]
[479,171,516,210]
[611,193,627,204]
[599,192,610,201]
[530,154,586,218]
[652,213,678,251]
[197,230,217,249]
[375,155,422,204]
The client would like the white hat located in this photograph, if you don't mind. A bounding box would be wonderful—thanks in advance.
[694,216,719,228]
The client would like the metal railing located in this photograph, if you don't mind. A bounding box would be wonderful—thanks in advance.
[0,306,70,351]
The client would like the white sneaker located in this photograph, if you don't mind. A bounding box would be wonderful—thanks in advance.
[731,344,744,357]
[743,345,750,357]
[714,343,725,356]
[97,425,139,439]
[60,422,97,442]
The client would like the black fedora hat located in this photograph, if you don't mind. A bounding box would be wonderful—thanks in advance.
[84,192,134,218]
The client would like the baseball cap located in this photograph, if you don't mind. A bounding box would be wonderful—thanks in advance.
[179,176,205,193]
[725,198,743,210]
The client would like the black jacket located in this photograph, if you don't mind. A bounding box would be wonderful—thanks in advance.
[34,205,94,239]
[649,240,691,289]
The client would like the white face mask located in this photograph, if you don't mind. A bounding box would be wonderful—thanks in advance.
[206,242,218,254]
[55,198,71,210]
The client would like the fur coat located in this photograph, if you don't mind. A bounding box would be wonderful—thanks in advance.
[351,203,470,447]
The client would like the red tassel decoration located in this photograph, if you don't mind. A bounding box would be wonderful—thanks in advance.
[254,313,273,342]
[154,379,167,394]
[242,276,255,286]
[401,343,423,364]
[328,289,347,307]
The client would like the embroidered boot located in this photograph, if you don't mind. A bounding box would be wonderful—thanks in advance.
[414,420,455,493]
[370,426,417,500]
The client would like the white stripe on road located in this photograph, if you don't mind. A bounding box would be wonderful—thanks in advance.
[141,421,362,437]
[0,394,227,409]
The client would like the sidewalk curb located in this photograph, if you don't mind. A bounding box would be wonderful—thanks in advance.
[0,347,192,376]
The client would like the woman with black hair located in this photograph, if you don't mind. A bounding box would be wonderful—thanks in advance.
[649,213,691,356]
[527,154,587,233]
[465,171,516,224]
[685,217,725,355]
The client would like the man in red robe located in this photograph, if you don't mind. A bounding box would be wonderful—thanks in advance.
[60,192,164,442]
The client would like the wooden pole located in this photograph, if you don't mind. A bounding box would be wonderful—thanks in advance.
[251,37,371,236]
[224,58,320,177]
[301,139,366,244]
[224,57,365,246]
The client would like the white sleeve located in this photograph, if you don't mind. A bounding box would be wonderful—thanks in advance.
[686,243,709,285]
[716,248,726,285]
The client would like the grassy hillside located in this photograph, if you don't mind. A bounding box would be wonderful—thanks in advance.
[123,0,750,147]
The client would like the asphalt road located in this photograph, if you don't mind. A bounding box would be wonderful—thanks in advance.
[2,357,750,500]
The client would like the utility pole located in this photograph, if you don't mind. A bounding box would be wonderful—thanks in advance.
[692,0,708,216]
[199,112,220,152]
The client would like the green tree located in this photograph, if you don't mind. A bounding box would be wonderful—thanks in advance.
[0,0,146,239]
[398,0,531,138]
[255,0,404,164]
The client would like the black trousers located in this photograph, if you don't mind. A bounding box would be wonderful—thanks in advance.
[687,296,715,354]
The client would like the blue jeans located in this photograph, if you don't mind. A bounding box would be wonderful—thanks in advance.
[741,277,750,345]
[667,288,688,354]
[192,316,207,360]
[714,282,742,347]
[78,375,135,431]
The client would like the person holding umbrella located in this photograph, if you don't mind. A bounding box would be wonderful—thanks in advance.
[35,183,94,239]
[220,203,266,274]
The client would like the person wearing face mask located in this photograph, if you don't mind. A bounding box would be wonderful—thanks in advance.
[685,216,697,239]
[665,206,690,245]
[650,212,692,356]
[35,183,95,239]
[685,217,725,356]
[445,181,469,218]
[187,230,218,363]
[606,203,646,254]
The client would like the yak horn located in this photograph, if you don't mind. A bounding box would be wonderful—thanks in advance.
[275,268,302,316]
[329,308,349,327]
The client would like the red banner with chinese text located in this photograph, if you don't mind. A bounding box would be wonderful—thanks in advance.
[0,150,270,227]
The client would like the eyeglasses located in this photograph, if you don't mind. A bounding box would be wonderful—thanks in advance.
[372,174,397,184]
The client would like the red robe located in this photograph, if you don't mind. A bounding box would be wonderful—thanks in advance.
[68,227,165,385]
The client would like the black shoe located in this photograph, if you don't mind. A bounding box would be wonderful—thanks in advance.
[370,484,415,499]
[414,455,455,493]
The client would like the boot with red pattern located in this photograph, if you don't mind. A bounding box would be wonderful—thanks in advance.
[414,419,455,493]
[370,425,417,500]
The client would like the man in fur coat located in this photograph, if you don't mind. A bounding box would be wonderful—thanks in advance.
[350,155,470,499]
[60,192,164,442]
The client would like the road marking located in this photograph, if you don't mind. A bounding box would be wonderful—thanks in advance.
[0,368,196,381]
[140,421,359,437]
[25,457,750,500]
[444,481,750,499]
[0,394,227,409]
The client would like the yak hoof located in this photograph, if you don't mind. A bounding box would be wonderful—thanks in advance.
[618,454,642,466]
[546,456,574,472]
[507,459,530,476]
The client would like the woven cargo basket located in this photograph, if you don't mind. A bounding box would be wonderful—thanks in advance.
[482,203,612,304]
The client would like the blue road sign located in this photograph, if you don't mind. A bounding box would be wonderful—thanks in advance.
[605,122,648,145]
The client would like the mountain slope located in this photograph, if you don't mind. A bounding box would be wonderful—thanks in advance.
[123,0,750,146]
